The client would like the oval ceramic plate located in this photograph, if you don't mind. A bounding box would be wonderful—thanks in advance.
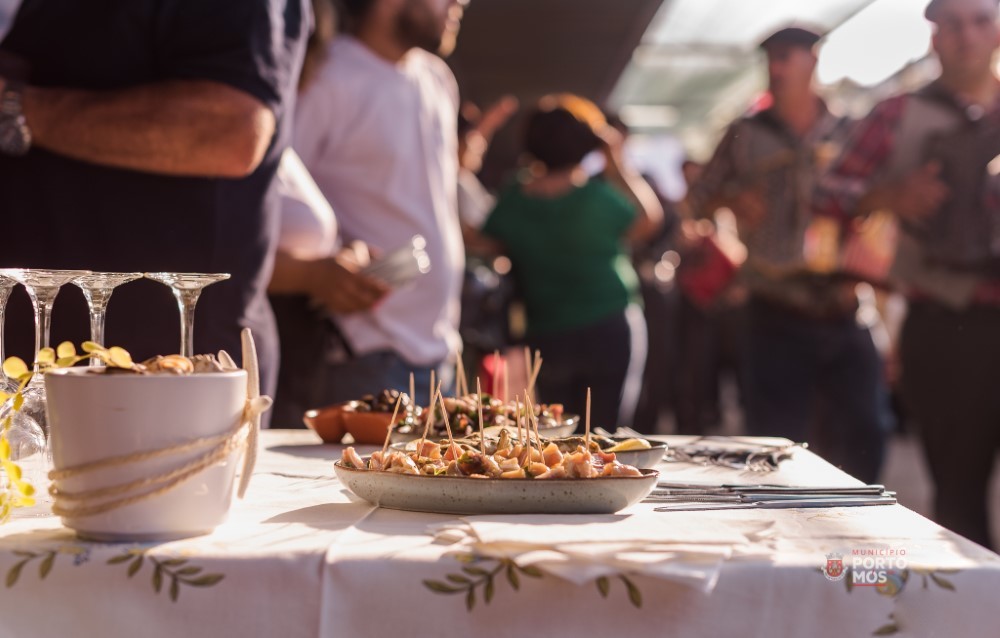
[333,461,658,515]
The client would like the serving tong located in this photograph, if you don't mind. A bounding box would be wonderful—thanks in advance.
[645,483,897,512]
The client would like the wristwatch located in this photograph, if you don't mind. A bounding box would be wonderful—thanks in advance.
[0,79,31,156]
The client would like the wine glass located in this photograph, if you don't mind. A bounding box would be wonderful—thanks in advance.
[72,272,144,366]
[0,273,18,392]
[144,272,230,357]
[0,268,90,517]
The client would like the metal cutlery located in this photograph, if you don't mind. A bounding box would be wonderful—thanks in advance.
[653,495,898,512]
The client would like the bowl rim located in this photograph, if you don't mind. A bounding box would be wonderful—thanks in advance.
[45,367,247,380]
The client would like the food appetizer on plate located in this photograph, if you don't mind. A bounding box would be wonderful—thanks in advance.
[390,392,574,441]
[340,384,643,479]
[304,389,420,444]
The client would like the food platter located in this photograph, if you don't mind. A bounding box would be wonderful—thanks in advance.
[333,460,658,515]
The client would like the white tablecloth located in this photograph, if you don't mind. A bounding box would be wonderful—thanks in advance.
[0,431,998,638]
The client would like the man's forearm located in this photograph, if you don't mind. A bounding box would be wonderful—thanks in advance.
[22,80,275,178]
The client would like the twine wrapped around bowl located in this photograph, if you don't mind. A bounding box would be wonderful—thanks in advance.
[43,330,270,542]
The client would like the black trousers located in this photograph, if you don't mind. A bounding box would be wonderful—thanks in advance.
[528,309,635,431]
[901,301,1000,550]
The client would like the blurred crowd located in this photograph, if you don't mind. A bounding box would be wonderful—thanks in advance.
[1,0,999,550]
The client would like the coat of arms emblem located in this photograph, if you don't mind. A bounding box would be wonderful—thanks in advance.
[823,552,846,581]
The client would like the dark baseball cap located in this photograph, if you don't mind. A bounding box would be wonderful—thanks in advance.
[759,26,822,50]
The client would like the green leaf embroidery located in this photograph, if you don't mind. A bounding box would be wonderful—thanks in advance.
[484,577,495,604]
[127,556,143,578]
[169,578,180,603]
[621,575,642,608]
[38,552,55,579]
[465,587,475,611]
[423,579,462,594]
[461,566,490,577]
[506,564,520,591]
[596,576,610,598]
[873,623,900,635]
[6,560,26,588]
[929,574,955,591]
[152,565,163,593]
[187,574,225,587]
[519,565,543,578]
[107,554,133,565]
[175,566,202,577]
[446,574,471,584]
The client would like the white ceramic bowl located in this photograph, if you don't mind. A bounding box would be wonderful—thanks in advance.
[45,367,248,542]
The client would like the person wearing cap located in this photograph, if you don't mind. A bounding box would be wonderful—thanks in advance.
[690,25,888,483]
[814,0,1000,550]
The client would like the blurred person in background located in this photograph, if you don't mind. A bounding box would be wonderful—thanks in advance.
[292,0,470,402]
[815,0,1000,549]
[0,0,310,426]
[267,0,391,427]
[474,94,663,429]
[616,115,683,434]
[690,26,888,482]
[673,159,750,436]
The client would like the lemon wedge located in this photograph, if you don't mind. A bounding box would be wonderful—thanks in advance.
[605,438,652,453]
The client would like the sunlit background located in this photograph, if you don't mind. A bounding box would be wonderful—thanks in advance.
[610,0,941,197]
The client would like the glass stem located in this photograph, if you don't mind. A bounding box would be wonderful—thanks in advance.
[173,288,203,358]
[27,286,59,391]
[89,304,108,367]
[83,288,113,367]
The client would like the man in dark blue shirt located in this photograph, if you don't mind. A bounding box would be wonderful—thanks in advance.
[0,0,310,416]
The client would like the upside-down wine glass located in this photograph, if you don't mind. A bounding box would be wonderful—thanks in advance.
[0,273,17,393]
[72,272,144,366]
[0,268,90,517]
[0,268,91,428]
[144,272,231,357]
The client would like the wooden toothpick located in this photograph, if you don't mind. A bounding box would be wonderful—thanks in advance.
[476,377,486,457]
[380,394,404,459]
[436,387,457,452]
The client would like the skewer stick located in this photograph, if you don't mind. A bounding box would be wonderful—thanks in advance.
[526,392,542,454]
[522,395,533,469]
[429,369,436,412]
[502,355,509,404]
[416,380,442,458]
[380,394,404,459]
[513,394,523,445]
[436,387,457,452]
[409,372,415,409]
[528,356,543,403]
[455,353,467,398]
[585,387,592,451]
[476,377,486,457]
[523,347,532,402]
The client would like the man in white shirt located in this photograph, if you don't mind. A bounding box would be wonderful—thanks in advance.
[293,0,468,401]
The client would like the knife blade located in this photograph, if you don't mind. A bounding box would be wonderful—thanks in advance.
[653,495,898,512]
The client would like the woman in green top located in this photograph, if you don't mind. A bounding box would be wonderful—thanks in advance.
[479,94,662,429]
